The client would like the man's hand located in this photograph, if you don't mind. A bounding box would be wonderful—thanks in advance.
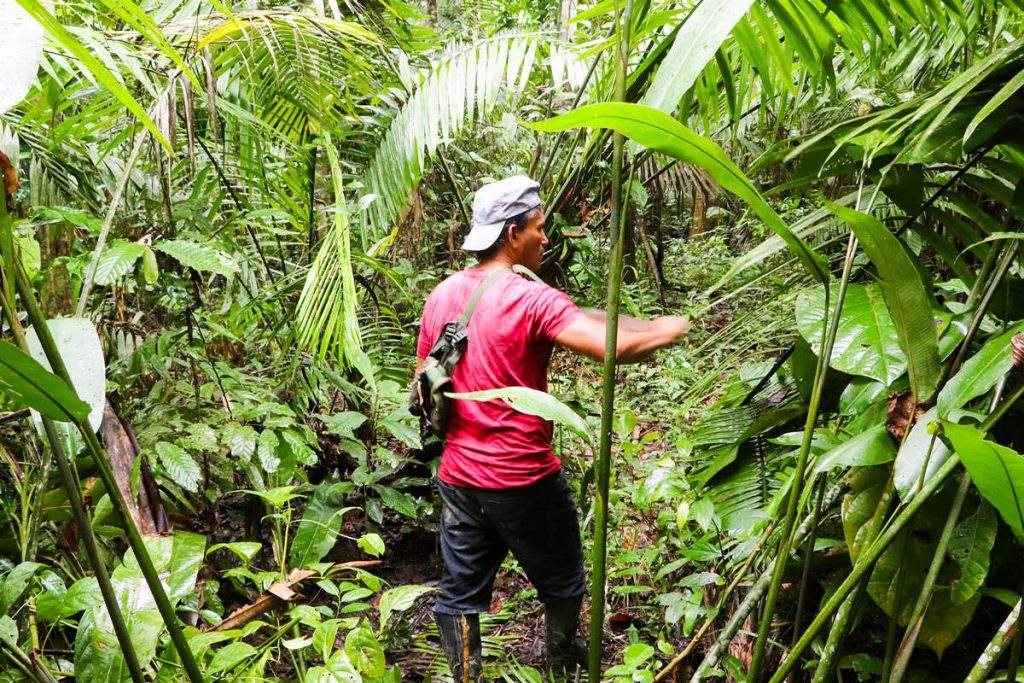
[556,311,691,364]
[648,315,690,339]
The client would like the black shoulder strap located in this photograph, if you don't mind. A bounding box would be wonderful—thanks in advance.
[458,268,510,326]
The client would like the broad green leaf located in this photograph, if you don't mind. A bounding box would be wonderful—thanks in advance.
[209,642,258,674]
[448,386,593,444]
[280,429,318,467]
[813,425,896,474]
[830,205,941,402]
[141,245,159,284]
[344,620,385,678]
[154,239,237,275]
[0,339,89,422]
[221,423,257,461]
[947,500,997,605]
[936,324,1024,417]
[0,561,43,614]
[842,466,890,561]
[26,318,106,434]
[529,103,827,285]
[290,483,352,569]
[640,0,756,114]
[257,429,280,473]
[372,484,418,518]
[207,542,263,564]
[796,283,904,385]
[945,422,1024,545]
[155,442,202,493]
[321,411,367,438]
[378,585,434,630]
[92,241,145,285]
[892,407,976,501]
[75,531,205,681]
[357,533,385,558]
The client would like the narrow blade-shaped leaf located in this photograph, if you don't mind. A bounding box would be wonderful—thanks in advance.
[448,386,592,444]
[640,0,755,114]
[530,103,828,285]
[830,204,940,402]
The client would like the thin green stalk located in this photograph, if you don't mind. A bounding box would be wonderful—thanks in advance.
[891,381,1008,682]
[776,384,1024,683]
[791,474,826,650]
[589,1,632,679]
[749,232,857,679]
[0,634,58,683]
[812,577,869,683]
[13,265,204,683]
[690,479,847,681]
[964,598,1022,683]
[882,531,914,682]
[1,198,146,683]
[74,131,146,317]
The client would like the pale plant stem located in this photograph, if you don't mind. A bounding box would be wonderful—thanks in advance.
[74,131,146,317]
[811,577,869,683]
[964,599,1023,683]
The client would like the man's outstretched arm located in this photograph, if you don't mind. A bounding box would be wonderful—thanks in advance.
[554,310,689,364]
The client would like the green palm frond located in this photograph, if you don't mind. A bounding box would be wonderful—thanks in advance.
[295,134,374,385]
[360,33,541,240]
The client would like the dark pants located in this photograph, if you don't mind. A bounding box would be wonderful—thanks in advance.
[435,471,587,615]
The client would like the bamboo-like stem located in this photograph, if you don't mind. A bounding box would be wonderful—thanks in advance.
[588,1,632,679]
[1,199,147,683]
[13,265,204,683]
[791,474,826,652]
[812,577,869,683]
[749,233,857,679]
[775,383,1024,683]
[890,381,1008,682]
[1007,573,1024,682]
[964,599,1022,683]
[688,479,847,681]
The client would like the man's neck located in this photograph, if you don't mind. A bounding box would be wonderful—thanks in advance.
[474,253,517,270]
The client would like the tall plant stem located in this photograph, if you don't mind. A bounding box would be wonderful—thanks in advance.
[688,480,847,681]
[749,232,857,679]
[588,1,632,679]
[891,380,1008,682]
[812,577,869,683]
[75,131,146,317]
[964,598,1023,683]
[1006,572,1024,682]
[774,383,1024,683]
[13,265,204,683]
[791,474,826,656]
[0,206,147,683]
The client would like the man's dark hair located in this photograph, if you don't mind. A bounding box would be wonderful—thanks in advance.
[472,206,542,261]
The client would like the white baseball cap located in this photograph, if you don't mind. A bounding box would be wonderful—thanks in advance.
[462,175,542,251]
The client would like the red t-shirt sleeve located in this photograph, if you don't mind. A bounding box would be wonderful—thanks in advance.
[525,282,582,342]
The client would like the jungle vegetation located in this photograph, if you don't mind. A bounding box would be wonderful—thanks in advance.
[2,0,1024,681]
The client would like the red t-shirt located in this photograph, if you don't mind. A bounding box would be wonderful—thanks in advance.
[416,267,582,489]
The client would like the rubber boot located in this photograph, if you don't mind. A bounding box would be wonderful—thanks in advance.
[544,595,588,676]
[435,611,482,682]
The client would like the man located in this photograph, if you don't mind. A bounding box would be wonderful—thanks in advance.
[415,176,689,680]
